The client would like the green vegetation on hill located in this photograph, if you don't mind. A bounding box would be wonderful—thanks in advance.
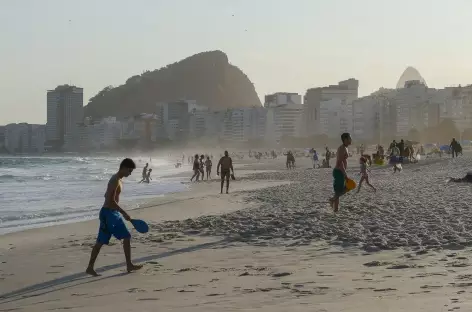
[84,50,261,118]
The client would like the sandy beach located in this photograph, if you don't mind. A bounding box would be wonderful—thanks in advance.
[2,155,472,311]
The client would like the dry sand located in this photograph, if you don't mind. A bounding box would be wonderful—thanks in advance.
[1,155,472,311]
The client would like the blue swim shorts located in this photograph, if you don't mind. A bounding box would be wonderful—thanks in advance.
[97,207,131,245]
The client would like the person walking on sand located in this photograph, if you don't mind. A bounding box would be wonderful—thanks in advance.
[86,158,142,276]
[217,150,234,194]
[190,154,200,182]
[199,155,205,180]
[313,150,319,168]
[357,156,376,193]
[329,133,352,212]
[205,156,212,180]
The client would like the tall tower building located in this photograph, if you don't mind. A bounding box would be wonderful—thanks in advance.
[46,85,83,149]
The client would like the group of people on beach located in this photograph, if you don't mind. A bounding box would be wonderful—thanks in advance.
[189,151,235,194]
[190,154,213,181]
[86,132,470,276]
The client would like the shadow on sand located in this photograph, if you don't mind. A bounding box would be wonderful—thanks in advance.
[0,239,227,305]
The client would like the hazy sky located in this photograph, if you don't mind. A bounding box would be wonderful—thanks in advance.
[2,0,472,124]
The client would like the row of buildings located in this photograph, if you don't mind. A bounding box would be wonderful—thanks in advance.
[2,72,472,153]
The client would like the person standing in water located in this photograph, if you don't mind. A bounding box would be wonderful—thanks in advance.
[86,158,142,276]
[141,163,148,181]
[217,150,234,194]
[329,133,352,212]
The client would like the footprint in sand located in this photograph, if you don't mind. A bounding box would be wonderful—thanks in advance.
[127,288,146,293]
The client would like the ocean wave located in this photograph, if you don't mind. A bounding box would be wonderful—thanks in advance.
[0,207,95,223]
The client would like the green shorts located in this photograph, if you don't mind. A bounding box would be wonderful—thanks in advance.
[333,168,345,197]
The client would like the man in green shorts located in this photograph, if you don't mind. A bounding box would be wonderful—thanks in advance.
[329,133,352,212]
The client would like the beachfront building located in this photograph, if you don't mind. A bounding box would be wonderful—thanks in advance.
[188,106,224,142]
[221,107,267,142]
[264,92,302,108]
[87,117,122,150]
[0,126,5,152]
[319,98,353,139]
[302,79,359,137]
[121,113,159,144]
[4,123,45,154]
[351,80,468,142]
[265,103,303,143]
[438,85,472,133]
[352,95,396,142]
[156,100,191,141]
[46,85,84,151]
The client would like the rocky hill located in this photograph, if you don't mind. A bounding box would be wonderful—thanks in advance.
[84,51,261,118]
[396,66,427,89]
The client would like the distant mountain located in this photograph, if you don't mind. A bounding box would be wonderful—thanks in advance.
[396,66,427,88]
[84,51,261,118]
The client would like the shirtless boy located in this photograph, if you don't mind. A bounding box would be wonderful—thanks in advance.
[86,158,142,276]
[329,133,352,212]
[217,150,234,194]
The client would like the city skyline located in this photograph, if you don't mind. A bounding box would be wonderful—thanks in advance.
[2,0,472,124]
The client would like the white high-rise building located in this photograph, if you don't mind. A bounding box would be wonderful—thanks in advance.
[265,104,303,143]
[264,92,302,107]
[303,79,358,137]
[188,107,224,142]
[46,85,83,150]
[319,98,352,139]
[222,107,266,142]
[156,100,190,140]
[87,117,122,150]
[4,123,45,154]
[351,80,472,142]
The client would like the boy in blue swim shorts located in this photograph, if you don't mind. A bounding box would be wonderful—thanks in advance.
[86,158,142,276]
[329,133,352,212]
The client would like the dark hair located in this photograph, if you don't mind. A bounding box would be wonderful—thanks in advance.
[224,150,229,156]
[341,133,351,141]
[120,158,136,169]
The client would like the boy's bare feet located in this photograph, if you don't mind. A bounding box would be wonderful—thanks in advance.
[127,264,143,273]
[86,267,100,277]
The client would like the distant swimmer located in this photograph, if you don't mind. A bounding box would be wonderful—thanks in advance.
[139,168,152,183]
[329,133,352,213]
[217,150,234,194]
[86,158,142,276]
